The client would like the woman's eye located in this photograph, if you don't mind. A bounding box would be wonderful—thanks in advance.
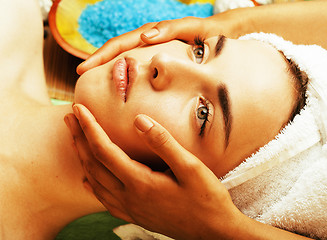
[197,106,208,120]
[193,46,204,64]
[197,100,211,137]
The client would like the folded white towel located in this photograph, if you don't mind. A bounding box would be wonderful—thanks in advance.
[221,33,327,239]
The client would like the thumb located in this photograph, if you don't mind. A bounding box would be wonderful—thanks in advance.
[134,114,201,184]
[140,17,205,44]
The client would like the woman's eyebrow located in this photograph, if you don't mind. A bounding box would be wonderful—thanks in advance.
[215,35,226,57]
[218,84,232,149]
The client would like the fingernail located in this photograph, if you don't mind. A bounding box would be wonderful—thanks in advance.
[76,62,84,72]
[73,104,80,119]
[135,115,154,132]
[142,28,159,39]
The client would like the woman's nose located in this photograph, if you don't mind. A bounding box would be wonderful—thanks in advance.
[149,53,173,91]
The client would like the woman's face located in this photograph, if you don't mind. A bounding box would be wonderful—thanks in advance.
[75,36,295,177]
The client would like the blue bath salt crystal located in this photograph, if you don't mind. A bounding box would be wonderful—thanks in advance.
[78,0,213,48]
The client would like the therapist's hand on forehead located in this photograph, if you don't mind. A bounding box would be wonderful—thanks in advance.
[76,0,327,76]
[66,103,243,240]
[76,15,232,75]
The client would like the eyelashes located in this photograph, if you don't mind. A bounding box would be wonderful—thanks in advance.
[197,98,211,137]
[193,36,210,136]
[192,36,217,136]
[193,35,205,64]
[194,35,205,47]
[194,34,226,60]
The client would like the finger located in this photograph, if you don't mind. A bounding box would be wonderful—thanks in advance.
[141,17,206,44]
[64,113,93,163]
[134,114,203,186]
[83,147,124,192]
[84,175,134,223]
[76,34,142,75]
[73,104,154,184]
[66,112,127,192]
[65,113,125,190]
[84,170,120,207]
[77,22,158,75]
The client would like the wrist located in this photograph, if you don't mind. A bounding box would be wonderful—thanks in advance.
[228,214,313,240]
[222,208,253,240]
[208,7,255,39]
[194,204,248,240]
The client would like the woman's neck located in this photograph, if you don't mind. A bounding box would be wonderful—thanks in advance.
[0,103,105,239]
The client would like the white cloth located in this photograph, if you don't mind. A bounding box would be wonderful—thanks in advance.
[221,33,327,239]
[213,0,273,14]
[113,224,173,240]
[214,0,255,13]
[38,0,53,20]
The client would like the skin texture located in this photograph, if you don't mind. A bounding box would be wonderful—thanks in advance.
[2,0,318,239]
[0,0,106,238]
[70,1,327,239]
[74,36,295,177]
[66,104,312,240]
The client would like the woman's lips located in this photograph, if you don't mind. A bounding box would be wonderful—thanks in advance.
[112,57,137,102]
[113,58,128,102]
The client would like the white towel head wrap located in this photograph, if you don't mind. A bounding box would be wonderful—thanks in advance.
[221,33,327,189]
[221,33,327,239]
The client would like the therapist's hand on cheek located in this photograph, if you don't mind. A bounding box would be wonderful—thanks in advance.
[66,104,246,240]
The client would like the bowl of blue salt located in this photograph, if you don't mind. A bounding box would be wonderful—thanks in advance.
[49,0,214,59]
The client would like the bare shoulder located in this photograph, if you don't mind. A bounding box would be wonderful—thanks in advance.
[0,0,44,68]
[0,0,49,103]
[0,0,44,52]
